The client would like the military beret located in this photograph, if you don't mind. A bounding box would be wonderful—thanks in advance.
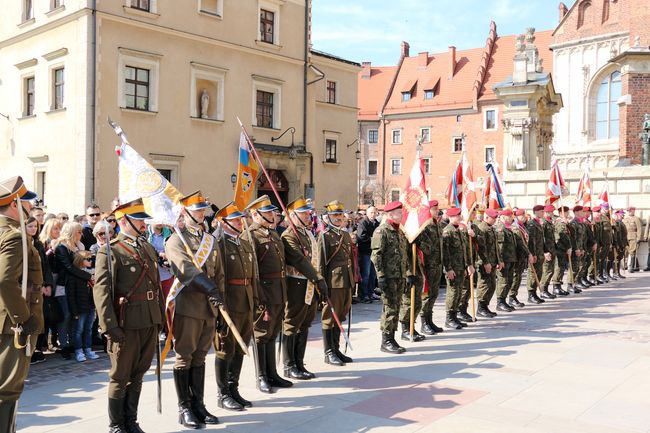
[572,205,583,212]
[428,200,439,207]
[533,205,545,212]
[592,206,601,212]
[447,207,461,216]
[485,208,499,218]
[583,206,591,212]
[628,206,636,211]
[384,201,403,212]
[544,205,555,212]
[500,209,513,217]
[515,208,526,216]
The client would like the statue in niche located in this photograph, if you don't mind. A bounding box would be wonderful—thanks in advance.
[200,89,209,119]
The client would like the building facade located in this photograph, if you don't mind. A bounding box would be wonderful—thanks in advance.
[0,0,360,214]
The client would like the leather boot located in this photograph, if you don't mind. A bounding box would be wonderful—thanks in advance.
[540,285,556,299]
[295,331,315,379]
[454,311,467,327]
[215,358,243,411]
[483,301,498,317]
[255,343,273,393]
[496,298,514,311]
[509,296,525,308]
[457,307,474,323]
[173,368,203,429]
[552,284,569,296]
[189,364,219,425]
[333,327,353,363]
[430,316,444,333]
[322,329,343,366]
[569,283,582,294]
[108,398,128,433]
[0,401,18,433]
[400,321,425,341]
[445,311,462,329]
[419,314,436,335]
[229,352,252,407]
[527,291,543,304]
[617,269,626,279]
[266,340,293,388]
[380,331,405,354]
[582,277,594,287]
[476,302,493,318]
[124,384,146,433]
[283,334,308,380]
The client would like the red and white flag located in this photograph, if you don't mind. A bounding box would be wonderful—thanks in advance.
[575,166,592,206]
[460,152,477,220]
[546,160,567,205]
[597,182,610,207]
[400,157,431,243]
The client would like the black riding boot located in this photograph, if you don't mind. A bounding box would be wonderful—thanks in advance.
[540,285,556,299]
[173,368,203,429]
[124,384,146,433]
[322,329,343,366]
[552,284,569,296]
[283,333,307,380]
[189,364,219,425]
[401,321,426,341]
[266,340,293,388]
[108,398,128,433]
[255,342,272,393]
[295,331,315,379]
[215,358,243,411]
[332,327,353,363]
[497,298,514,311]
[380,331,405,353]
[230,352,252,407]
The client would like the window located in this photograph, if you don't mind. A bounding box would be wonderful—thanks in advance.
[577,0,591,29]
[401,92,411,102]
[24,76,35,116]
[256,90,274,128]
[392,129,402,144]
[367,129,378,144]
[325,139,337,163]
[424,89,434,100]
[456,115,462,122]
[452,137,464,153]
[53,67,64,110]
[35,171,46,205]
[510,100,528,107]
[485,146,496,163]
[23,0,33,21]
[260,9,274,43]
[131,0,150,11]
[367,160,378,176]
[51,0,62,10]
[158,169,172,182]
[596,71,621,140]
[326,80,337,104]
[390,159,402,175]
[485,109,497,130]
[362,191,373,205]
[423,158,431,174]
[390,189,400,202]
[125,66,150,111]
[190,62,226,121]
[420,128,430,143]
[199,0,222,16]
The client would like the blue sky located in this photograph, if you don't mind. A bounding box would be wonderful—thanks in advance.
[312,0,567,65]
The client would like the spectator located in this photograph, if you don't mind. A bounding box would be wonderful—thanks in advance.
[40,218,63,350]
[25,217,51,364]
[81,204,101,250]
[67,250,98,362]
[147,223,173,325]
[44,213,57,222]
[106,213,119,237]
[57,212,70,223]
[29,206,45,229]
[356,206,380,303]
[54,222,87,359]
[90,220,114,257]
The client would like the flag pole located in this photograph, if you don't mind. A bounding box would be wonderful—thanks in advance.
[410,243,416,342]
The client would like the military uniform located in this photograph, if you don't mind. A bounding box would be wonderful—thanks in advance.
[568,210,585,292]
[540,211,557,296]
[598,210,614,282]
[495,215,517,311]
[93,199,165,432]
[612,214,627,278]
[591,208,605,284]
[552,212,572,295]
[580,211,596,286]
[0,176,42,433]
[623,211,642,271]
[509,219,529,307]
[419,214,444,334]
[442,208,472,328]
[476,214,500,317]
[398,229,426,341]
[458,222,480,321]
[371,202,409,354]
[526,210,546,302]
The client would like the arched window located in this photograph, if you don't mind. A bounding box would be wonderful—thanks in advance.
[596,71,621,140]
[577,0,591,28]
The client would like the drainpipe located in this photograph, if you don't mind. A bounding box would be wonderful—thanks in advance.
[303,0,313,193]
[89,0,97,203]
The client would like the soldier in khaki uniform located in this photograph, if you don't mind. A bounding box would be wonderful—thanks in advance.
[244,195,292,393]
[526,205,546,303]
[552,206,573,295]
[569,206,587,291]
[509,209,532,308]
[0,177,42,433]
[213,203,257,411]
[93,199,165,433]
[476,208,501,317]
[319,200,354,366]
[624,207,642,272]
[281,198,328,380]
[539,205,558,298]
[579,207,597,287]
[591,207,606,284]
[495,209,518,311]
[419,200,444,335]
[613,210,628,278]
[165,192,223,428]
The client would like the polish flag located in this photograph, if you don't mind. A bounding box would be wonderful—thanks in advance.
[460,152,477,220]
[546,160,566,205]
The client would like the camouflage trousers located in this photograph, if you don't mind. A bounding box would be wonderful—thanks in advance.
[527,256,544,292]
[477,265,497,304]
[399,277,423,323]
[496,262,515,300]
[421,264,443,315]
[509,259,528,298]
[581,250,595,280]
[460,271,477,309]
[552,251,569,284]
[445,269,466,312]
[540,254,555,288]
[380,278,404,333]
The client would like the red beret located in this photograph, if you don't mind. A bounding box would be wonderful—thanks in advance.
[572,205,583,212]
[384,201,403,212]
[628,207,635,211]
[544,205,555,212]
[533,205,544,212]
[500,209,513,217]
[428,200,439,207]
[615,209,625,214]
[447,207,461,216]
[485,208,499,218]
[583,206,591,212]
[515,208,526,216]
[592,206,601,212]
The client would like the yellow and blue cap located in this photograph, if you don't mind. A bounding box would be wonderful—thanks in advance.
[113,198,151,220]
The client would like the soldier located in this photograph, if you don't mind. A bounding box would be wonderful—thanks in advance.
[165,192,223,427]
[0,176,42,433]
[281,198,328,380]
[93,198,164,433]
[624,207,642,272]
[613,210,627,279]
[495,209,517,311]
[476,208,501,317]
[526,205,546,303]
[399,218,428,341]
[244,195,293,393]
[509,209,532,308]
[371,201,413,353]
[539,205,558,298]
[442,207,474,328]
[213,203,257,411]
[419,200,445,335]
[569,206,587,291]
[552,206,573,296]
[592,207,606,284]
[319,200,355,365]
[458,209,480,322]
[599,205,614,283]
[580,207,596,287]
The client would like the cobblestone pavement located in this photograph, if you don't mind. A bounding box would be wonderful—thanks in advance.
[18,272,650,433]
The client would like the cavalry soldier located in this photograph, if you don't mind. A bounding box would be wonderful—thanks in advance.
[495,209,517,312]
[213,203,257,411]
[623,207,642,272]
[540,205,558,298]
[165,192,223,428]
[476,208,501,317]
[442,207,474,328]
[580,207,596,287]
[419,200,445,335]
[244,195,293,393]
[371,201,411,353]
[552,206,572,296]
[0,176,42,433]
[526,205,546,303]
[281,198,328,380]
[93,198,164,433]
[569,206,586,291]
[509,209,531,308]
[319,200,354,365]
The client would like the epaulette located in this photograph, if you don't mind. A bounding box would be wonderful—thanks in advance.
[110,238,120,245]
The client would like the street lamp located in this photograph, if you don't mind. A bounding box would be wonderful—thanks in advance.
[271,126,297,160]
[230,173,237,189]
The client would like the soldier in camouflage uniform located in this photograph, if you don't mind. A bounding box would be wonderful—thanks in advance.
[613,210,627,279]
[476,208,501,318]
[526,205,546,303]
[495,209,517,312]
[552,207,573,296]
[419,200,444,335]
[509,209,532,308]
[458,209,480,322]
[598,205,614,283]
[569,206,586,291]
[579,207,596,287]
[398,230,425,342]
[539,205,558,298]
[442,207,474,329]
[371,201,413,353]
[591,207,606,284]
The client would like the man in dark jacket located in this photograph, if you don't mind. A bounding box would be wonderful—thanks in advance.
[80,204,101,250]
[356,206,379,303]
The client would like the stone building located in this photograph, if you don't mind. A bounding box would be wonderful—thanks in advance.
[0,0,360,213]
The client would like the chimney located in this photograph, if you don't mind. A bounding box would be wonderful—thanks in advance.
[448,46,457,78]
[361,61,372,80]
[418,51,429,68]
[401,41,410,58]
[559,2,568,21]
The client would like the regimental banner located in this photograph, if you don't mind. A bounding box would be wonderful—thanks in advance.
[400,157,431,243]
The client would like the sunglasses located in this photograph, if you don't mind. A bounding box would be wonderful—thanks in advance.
[106,219,116,223]
[61,217,69,221]
[97,232,106,237]
[88,213,100,217]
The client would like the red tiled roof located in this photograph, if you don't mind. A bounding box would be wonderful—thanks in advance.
[357,66,398,121]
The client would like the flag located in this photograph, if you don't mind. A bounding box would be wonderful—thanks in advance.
[460,152,477,220]
[233,130,260,210]
[546,159,567,205]
[597,182,610,207]
[575,166,592,206]
[485,162,507,210]
[109,119,183,225]
[445,161,462,208]
[400,157,431,243]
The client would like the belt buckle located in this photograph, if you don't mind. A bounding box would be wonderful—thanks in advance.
[281,270,286,278]
[146,290,154,301]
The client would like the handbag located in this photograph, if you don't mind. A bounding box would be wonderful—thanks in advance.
[43,296,64,324]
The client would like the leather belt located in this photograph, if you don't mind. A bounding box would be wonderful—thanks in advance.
[260,271,285,279]
[227,278,251,286]
[128,290,158,302]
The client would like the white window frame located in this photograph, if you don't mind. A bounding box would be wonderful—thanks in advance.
[391,128,402,145]
[325,79,338,104]
[252,75,282,129]
[323,131,339,164]
[420,127,431,143]
[484,107,498,131]
[367,159,378,176]
[125,0,158,13]
[451,136,464,153]
[197,0,223,17]
[258,0,282,46]
[151,155,182,187]
[23,0,34,22]
[367,128,378,144]
[117,48,161,112]
[48,62,65,111]
[190,62,227,121]
[484,145,496,163]
[32,158,48,205]
[422,157,431,174]
[390,158,402,175]
[22,73,36,117]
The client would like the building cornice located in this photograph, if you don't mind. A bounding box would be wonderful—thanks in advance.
[382,107,477,121]
[549,31,629,51]
[315,101,359,112]
[0,8,90,49]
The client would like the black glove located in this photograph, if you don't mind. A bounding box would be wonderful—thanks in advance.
[377,277,387,293]
[190,272,224,307]
[20,315,39,335]
[316,279,329,300]
[406,275,417,288]
[106,326,126,344]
